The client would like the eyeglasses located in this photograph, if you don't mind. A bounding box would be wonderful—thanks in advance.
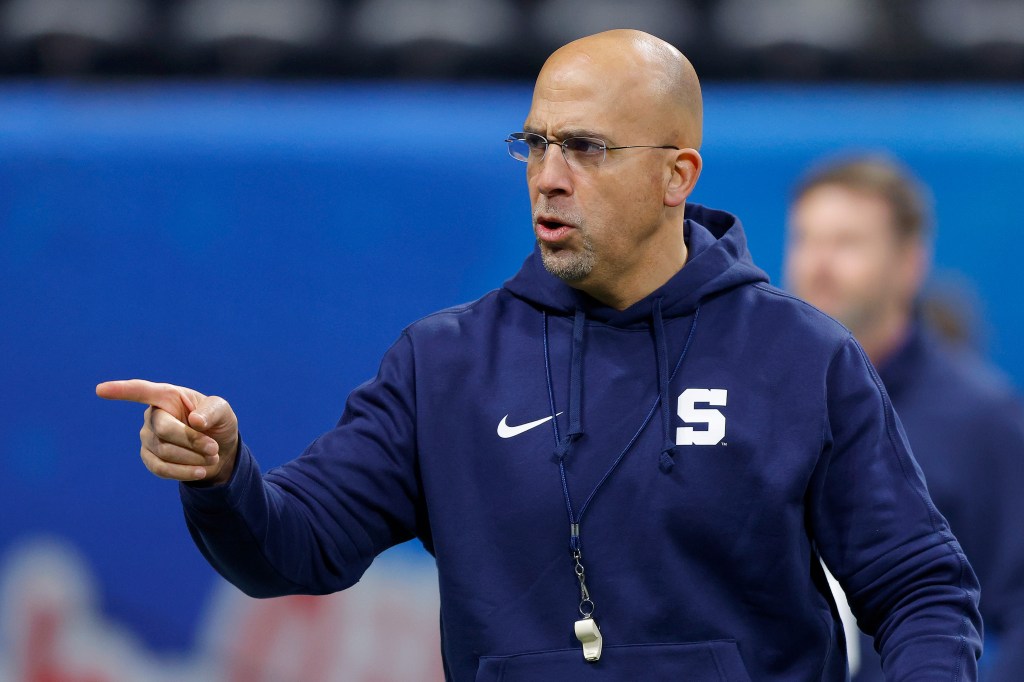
[505,131,679,169]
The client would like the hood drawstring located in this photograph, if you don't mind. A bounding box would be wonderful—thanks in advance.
[543,302,702,481]
[545,308,587,465]
[653,298,677,473]
[656,302,702,473]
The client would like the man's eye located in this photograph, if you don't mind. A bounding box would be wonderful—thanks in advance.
[566,138,605,155]
[524,135,548,152]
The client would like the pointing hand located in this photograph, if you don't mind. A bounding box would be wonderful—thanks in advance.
[96,380,239,485]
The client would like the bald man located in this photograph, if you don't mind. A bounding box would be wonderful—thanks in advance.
[98,31,981,680]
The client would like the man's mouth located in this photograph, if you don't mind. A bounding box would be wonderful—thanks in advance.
[535,216,574,243]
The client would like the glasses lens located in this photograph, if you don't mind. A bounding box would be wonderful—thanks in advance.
[506,133,531,162]
[506,133,551,163]
[563,137,606,167]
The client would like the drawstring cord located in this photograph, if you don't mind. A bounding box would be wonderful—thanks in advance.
[653,298,677,473]
[552,307,586,463]
[544,308,586,549]
[542,303,702,553]
[663,304,702,471]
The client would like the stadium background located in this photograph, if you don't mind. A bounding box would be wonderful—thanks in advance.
[1,1,1023,680]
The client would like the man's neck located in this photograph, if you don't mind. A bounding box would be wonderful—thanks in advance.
[580,238,689,311]
[857,312,913,367]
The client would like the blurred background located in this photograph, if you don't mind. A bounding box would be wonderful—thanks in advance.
[0,0,1022,80]
[1,1,1022,681]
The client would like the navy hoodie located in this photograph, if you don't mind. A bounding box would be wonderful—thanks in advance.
[180,205,982,680]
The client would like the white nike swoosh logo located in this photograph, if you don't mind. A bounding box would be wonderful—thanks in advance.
[497,413,562,439]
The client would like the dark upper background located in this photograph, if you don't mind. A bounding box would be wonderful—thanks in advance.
[0,0,1021,81]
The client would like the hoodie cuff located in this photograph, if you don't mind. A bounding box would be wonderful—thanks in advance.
[178,439,259,514]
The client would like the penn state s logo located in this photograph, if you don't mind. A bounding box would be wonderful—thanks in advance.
[676,388,728,446]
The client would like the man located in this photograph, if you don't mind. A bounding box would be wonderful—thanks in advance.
[786,156,1024,680]
[98,31,982,679]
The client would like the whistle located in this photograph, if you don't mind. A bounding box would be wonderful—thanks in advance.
[574,617,603,662]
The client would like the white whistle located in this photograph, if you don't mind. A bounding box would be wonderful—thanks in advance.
[574,617,603,662]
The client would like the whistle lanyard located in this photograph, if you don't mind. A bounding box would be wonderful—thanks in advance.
[541,308,700,659]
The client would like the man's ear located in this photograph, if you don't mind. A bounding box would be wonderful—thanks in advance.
[665,149,702,207]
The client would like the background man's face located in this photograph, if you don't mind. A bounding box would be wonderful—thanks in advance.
[785,185,915,335]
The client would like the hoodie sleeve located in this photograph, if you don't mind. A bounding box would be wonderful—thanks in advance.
[177,331,424,598]
[810,335,982,680]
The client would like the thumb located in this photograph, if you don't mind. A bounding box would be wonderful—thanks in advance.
[187,395,237,440]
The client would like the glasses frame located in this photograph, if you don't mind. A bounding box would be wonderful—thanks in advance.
[505,131,679,168]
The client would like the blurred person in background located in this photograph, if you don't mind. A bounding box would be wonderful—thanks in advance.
[97,32,982,679]
[786,155,1024,680]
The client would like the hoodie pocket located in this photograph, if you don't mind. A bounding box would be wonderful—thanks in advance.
[475,640,751,681]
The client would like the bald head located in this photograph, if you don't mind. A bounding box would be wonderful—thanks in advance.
[535,29,703,149]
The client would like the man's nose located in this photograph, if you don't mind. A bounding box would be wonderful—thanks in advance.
[533,146,574,196]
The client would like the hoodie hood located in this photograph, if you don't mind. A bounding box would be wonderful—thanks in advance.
[503,204,769,326]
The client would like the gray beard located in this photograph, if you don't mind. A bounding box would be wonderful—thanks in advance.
[533,206,593,282]
[539,232,596,282]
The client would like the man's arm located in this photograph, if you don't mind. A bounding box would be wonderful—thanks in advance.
[810,336,983,680]
[97,332,424,598]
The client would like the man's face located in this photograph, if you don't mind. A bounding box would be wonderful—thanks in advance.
[785,185,917,334]
[523,56,674,293]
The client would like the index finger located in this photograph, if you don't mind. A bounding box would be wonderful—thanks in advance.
[96,379,199,417]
